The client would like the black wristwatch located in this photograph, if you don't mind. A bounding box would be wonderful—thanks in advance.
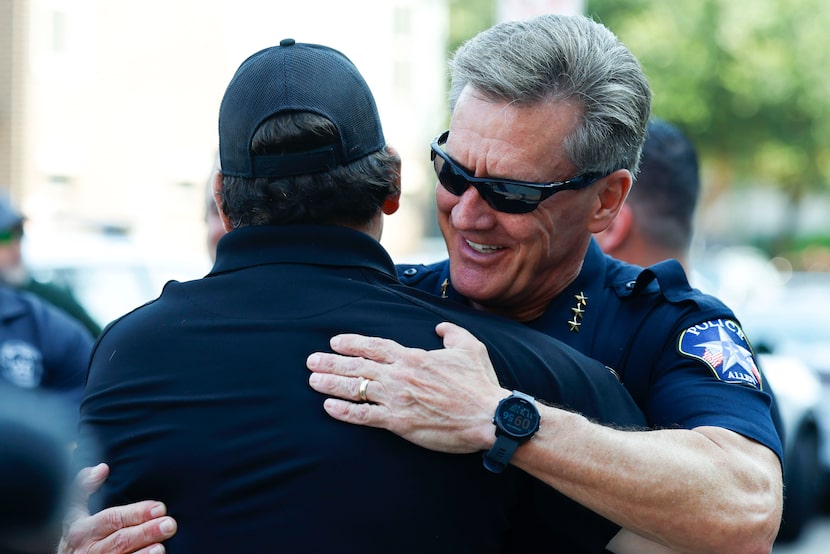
[483,390,541,473]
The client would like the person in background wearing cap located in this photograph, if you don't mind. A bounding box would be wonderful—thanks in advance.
[66,38,648,552]
[0,198,94,553]
[0,194,102,337]
[0,251,93,422]
[57,15,783,554]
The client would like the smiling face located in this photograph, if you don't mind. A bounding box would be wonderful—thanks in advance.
[437,87,626,321]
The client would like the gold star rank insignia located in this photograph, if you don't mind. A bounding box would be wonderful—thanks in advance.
[568,292,588,332]
[440,278,449,298]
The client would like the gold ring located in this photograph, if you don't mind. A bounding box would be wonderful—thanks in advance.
[358,377,370,402]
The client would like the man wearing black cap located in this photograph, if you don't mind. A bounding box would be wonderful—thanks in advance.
[70,39,646,552]
[0,199,93,418]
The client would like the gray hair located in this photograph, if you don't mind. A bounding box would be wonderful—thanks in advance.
[448,14,651,176]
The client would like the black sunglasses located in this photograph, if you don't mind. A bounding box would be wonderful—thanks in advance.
[430,130,608,214]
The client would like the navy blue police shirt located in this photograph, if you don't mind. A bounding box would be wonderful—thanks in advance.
[0,284,92,435]
[74,225,646,554]
[397,238,784,466]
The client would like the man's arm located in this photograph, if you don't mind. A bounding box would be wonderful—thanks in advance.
[307,322,783,553]
[57,464,177,554]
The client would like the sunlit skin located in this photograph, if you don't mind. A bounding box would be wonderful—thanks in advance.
[437,87,631,322]
[0,235,26,285]
[0,238,22,275]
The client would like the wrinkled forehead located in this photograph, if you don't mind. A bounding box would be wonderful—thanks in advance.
[447,92,582,182]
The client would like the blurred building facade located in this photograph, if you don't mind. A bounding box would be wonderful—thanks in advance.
[0,0,27,203]
[0,0,449,265]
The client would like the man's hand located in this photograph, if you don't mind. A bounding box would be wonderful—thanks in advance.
[307,321,507,453]
[57,464,177,554]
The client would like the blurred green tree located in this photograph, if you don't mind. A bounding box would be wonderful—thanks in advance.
[588,0,830,256]
[449,0,495,54]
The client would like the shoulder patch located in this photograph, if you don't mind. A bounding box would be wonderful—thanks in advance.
[0,339,44,389]
[677,319,762,389]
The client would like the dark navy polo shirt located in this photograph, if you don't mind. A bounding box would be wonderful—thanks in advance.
[75,225,645,553]
[397,238,784,465]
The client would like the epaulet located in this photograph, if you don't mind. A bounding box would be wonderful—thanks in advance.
[397,264,429,284]
[396,262,444,286]
[629,259,694,302]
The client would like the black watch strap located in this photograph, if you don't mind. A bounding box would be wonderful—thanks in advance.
[482,434,519,473]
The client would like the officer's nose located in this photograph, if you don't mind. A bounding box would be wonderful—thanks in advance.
[450,185,498,230]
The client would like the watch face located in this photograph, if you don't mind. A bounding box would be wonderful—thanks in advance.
[497,397,539,438]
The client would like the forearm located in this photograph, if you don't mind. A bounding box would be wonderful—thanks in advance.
[512,407,782,553]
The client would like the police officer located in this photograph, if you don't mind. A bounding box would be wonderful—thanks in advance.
[0,284,92,419]
[307,15,783,554]
[0,194,101,337]
[0,277,92,552]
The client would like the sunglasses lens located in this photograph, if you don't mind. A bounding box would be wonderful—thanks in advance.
[434,157,469,196]
[485,184,542,214]
[433,154,542,213]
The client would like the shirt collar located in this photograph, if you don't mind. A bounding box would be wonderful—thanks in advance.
[0,285,32,320]
[209,224,398,280]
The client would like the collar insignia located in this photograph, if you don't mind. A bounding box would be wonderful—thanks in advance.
[568,292,588,332]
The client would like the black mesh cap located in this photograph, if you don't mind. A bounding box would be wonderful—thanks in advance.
[219,38,386,178]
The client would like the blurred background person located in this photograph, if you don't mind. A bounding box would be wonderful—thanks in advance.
[0,195,101,337]
[0,382,75,554]
[0,273,92,552]
[0,202,95,453]
[0,279,93,414]
[593,117,699,272]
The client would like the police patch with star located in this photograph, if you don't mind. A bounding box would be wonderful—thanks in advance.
[677,319,762,389]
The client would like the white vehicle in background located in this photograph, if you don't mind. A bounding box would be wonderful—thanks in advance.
[739,274,830,471]
[757,352,825,542]
[22,230,209,330]
[697,246,829,543]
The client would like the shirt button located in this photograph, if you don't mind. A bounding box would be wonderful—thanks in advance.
[626,280,636,289]
[402,268,418,276]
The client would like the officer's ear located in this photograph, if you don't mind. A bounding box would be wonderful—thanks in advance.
[382,194,400,215]
[382,145,402,215]
[587,168,632,234]
[212,171,234,232]
[595,203,633,253]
